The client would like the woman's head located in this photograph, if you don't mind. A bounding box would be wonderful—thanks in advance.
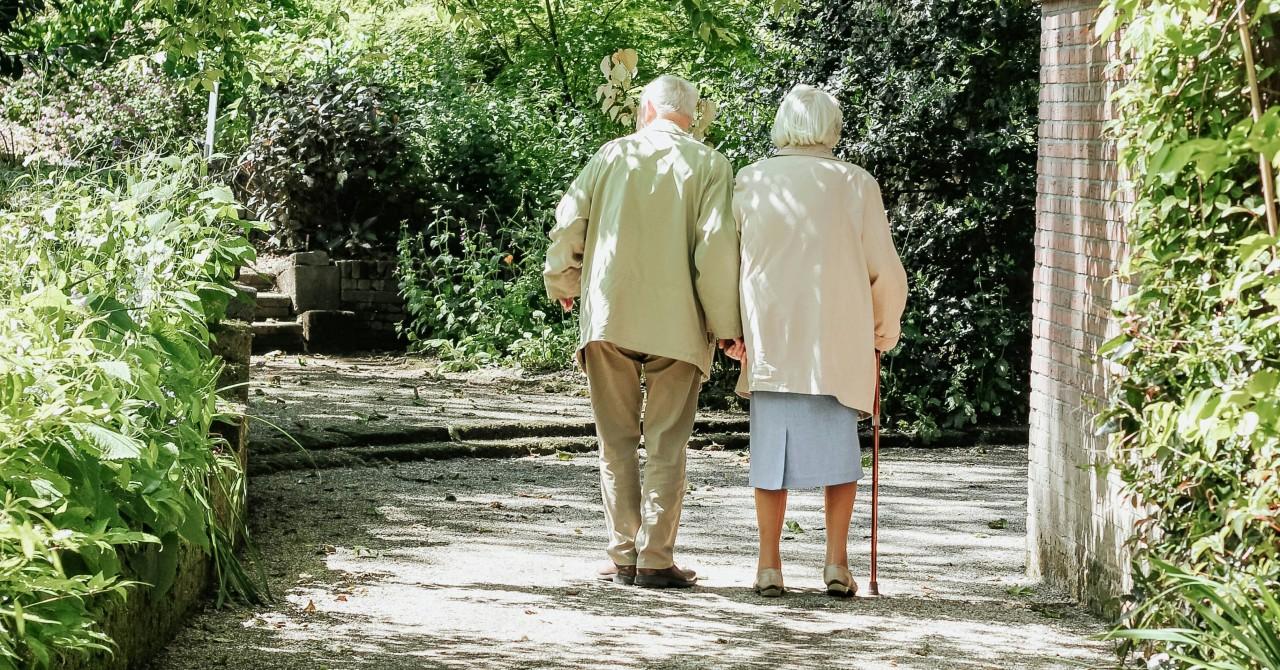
[770,84,843,149]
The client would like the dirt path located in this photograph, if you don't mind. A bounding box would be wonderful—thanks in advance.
[148,443,1119,669]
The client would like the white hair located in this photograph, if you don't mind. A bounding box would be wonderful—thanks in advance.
[639,75,699,121]
[771,84,843,149]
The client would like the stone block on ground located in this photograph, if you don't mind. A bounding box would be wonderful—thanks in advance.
[300,310,360,352]
[278,264,340,312]
[291,250,330,266]
[217,362,251,402]
[252,320,304,353]
[237,268,275,291]
[210,320,253,366]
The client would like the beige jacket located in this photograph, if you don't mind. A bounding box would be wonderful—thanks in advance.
[733,146,908,415]
[543,119,742,377]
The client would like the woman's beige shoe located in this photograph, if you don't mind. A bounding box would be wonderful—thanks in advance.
[754,568,786,597]
[824,565,857,598]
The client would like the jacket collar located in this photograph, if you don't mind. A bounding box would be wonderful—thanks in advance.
[642,118,692,137]
[775,145,837,159]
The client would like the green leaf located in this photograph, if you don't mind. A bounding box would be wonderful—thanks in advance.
[75,424,144,460]
[95,361,133,385]
[199,186,236,204]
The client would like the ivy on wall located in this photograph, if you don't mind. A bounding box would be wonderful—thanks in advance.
[1097,1,1280,665]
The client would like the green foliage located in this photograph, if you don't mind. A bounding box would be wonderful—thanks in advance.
[397,212,578,372]
[777,0,1040,435]
[1109,558,1280,669]
[0,155,261,667]
[1096,1,1280,666]
[233,58,427,253]
[0,0,303,88]
[0,61,204,164]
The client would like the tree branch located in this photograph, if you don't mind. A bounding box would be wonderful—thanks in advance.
[1237,0,1279,237]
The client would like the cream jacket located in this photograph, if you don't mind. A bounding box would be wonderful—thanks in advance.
[543,119,742,377]
[733,146,909,415]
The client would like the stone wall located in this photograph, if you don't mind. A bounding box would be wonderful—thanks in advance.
[271,252,406,351]
[336,259,406,340]
[1027,0,1133,617]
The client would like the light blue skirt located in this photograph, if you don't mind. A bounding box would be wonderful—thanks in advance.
[749,391,863,490]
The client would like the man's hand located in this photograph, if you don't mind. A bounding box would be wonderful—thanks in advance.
[559,298,575,312]
[718,337,746,361]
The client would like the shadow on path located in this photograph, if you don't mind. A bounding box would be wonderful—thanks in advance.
[147,446,1121,670]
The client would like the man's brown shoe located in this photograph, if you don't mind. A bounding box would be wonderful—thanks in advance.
[635,565,698,589]
[597,562,636,585]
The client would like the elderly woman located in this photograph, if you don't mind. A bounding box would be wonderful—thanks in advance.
[725,85,908,598]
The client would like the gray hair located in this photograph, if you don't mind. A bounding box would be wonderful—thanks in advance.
[639,75,699,121]
[771,84,843,149]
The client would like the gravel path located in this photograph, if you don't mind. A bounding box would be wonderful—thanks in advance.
[148,445,1119,670]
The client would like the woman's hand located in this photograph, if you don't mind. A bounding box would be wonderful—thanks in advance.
[719,337,747,361]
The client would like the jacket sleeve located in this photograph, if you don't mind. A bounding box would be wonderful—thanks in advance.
[861,177,909,352]
[693,155,743,340]
[543,152,599,301]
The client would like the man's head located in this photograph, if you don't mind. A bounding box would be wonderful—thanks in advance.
[638,75,699,130]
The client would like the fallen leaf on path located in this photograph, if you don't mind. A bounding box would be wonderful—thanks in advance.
[303,600,316,613]
[563,589,580,596]
[524,609,537,615]
[336,595,349,602]
[987,518,1008,530]
[489,501,505,509]
[785,520,804,534]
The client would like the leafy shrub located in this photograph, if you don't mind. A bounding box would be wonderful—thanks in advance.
[1096,1,1280,666]
[397,211,577,372]
[774,0,1039,434]
[0,155,259,667]
[0,62,204,164]
[233,61,426,253]
[1110,558,1280,668]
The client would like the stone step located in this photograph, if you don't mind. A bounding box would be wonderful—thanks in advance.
[255,292,293,320]
[238,269,276,292]
[251,319,304,353]
[256,291,293,309]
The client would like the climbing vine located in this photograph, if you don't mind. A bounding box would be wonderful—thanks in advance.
[1096,1,1280,666]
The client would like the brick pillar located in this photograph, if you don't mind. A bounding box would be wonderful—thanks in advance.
[1028,0,1133,616]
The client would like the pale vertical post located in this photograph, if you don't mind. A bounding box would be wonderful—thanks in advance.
[204,82,220,160]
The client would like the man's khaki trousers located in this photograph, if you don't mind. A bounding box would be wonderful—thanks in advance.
[582,341,702,570]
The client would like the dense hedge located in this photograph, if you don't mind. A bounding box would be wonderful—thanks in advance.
[776,0,1040,433]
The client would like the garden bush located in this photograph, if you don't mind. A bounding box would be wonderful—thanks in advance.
[233,60,426,253]
[1096,1,1280,666]
[0,154,259,667]
[397,209,578,372]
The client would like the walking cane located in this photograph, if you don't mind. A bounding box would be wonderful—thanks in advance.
[868,351,882,596]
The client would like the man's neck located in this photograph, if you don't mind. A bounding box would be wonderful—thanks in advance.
[644,115,692,133]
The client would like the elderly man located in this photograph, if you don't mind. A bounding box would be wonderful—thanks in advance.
[544,74,742,589]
